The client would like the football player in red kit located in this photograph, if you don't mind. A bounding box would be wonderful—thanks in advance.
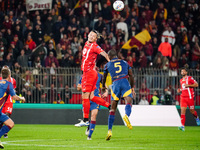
[75,30,110,127]
[0,66,16,138]
[177,66,200,131]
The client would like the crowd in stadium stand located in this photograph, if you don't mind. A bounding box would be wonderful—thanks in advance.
[0,0,200,71]
[0,0,200,104]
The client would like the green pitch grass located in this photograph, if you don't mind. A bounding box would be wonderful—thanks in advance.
[1,125,200,150]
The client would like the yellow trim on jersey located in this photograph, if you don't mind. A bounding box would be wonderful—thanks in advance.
[111,89,119,101]
[0,93,7,101]
[123,89,132,97]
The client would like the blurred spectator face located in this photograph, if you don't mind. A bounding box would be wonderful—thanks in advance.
[159,3,164,9]
[78,45,82,51]
[49,52,54,58]
[36,15,41,21]
[65,85,69,90]
[35,10,39,15]
[27,35,32,41]
[51,83,54,89]
[48,16,52,21]
[172,56,176,62]
[140,51,145,57]
[131,11,136,17]
[88,31,97,43]
[165,38,168,42]
[168,26,172,32]
[82,9,87,15]
[58,16,62,21]
[153,37,157,43]
[185,44,190,50]
[141,83,146,89]
[142,12,146,18]
[153,90,158,96]
[21,49,25,55]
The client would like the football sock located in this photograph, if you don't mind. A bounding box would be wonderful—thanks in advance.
[83,99,90,119]
[181,114,186,126]
[0,125,11,138]
[88,121,96,138]
[125,103,132,117]
[91,96,110,108]
[108,111,115,130]
[193,111,198,119]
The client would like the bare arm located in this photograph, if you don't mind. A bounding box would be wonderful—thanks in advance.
[77,84,82,91]
[102,71,108,90]
[128,68,136,96]
[100,51,110,62]
[185,82,198,88]
[12,95,25,103]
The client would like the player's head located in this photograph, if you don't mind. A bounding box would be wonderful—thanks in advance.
[88,30,98,43]
[1,66,11,79]
[108,50,117,60]
[181,64,189,77]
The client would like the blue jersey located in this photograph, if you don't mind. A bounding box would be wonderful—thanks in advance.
[104,58,132,100]
[104,58,131,82]
[0,80,16,111]
[79,73,103,97]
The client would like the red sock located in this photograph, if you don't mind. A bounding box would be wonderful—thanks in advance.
[91,96,110,108]
[83,99,90,118]
[193,111,198,119]
[181,114,186,126]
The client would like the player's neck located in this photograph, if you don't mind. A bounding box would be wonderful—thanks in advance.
[182,75,187,79]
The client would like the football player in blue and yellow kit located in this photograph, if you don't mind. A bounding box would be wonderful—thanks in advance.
[0,66,25,148]
[75,68,108,140]
[102,50,135,141]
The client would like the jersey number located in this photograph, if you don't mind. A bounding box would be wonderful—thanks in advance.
[114,62,122,73]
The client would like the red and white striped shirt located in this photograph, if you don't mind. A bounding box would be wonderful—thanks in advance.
[81,41,104,72]
[180,76,196,99]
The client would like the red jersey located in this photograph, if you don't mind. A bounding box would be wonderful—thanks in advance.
[81,41,104,72]
[0,77,16,103]
[180,76,196,99]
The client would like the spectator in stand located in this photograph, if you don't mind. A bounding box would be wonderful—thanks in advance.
[60,84,72,104]
[44,15,54,36]
[4,53,13,69]
[17,49,28,67]
[150,90,161,105]
[47,41,57,57]
[116,17,129,42]
[143,43,153,62]
[94,16,106,33]
[154,2,167,20]
[47,83,57,103]
[13,62,22,74]
[152,37,159,59]
[158,38,172,58]
[45,51,59,68]
[32,24,43,45]
[8,41,19,61]
[138,95,149,105]
[3,16,12,30]
[179,53,188,68]
[161,26,176,46]
[127,56,133,68]
[138,50,147,69]
[80,9,90,29]
[71,37,80,55]
[138,11,148,30]
[144,3,153,22]
[13,34,23,54]
[22,70,34,86]
[139,82,150,101]
[191,38,200,68]
[108,32,116,46]
[32,83,43,103]
[25,35,36,51]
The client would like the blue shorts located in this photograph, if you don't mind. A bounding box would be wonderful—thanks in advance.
[0,112,9,123]
[90,101,100,111]
[111,78,133,101]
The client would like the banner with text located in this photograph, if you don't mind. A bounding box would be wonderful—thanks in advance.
[26,0,52,11]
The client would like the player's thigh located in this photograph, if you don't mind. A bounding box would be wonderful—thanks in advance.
[2,103,13,115]
[82,70,98,93]
[111,82,120,101]
[110,100,118,112]
[124,96,133,104]
[187,98,195,112]
[180,97,187,108]
[121,79,133,100]
[4,118,14,128]
[181,107,187,115]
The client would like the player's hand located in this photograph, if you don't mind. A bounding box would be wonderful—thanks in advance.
[102,90,108,98]
[132,88,136,96]
[21,97,26,103]
[177,88,181,93]
[184,84,189,88]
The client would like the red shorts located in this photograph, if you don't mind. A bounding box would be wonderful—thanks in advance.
[81,69,98,93]
[2,102,13,115]
[180,96,194,109]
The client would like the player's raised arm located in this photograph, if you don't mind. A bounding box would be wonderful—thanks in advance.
[100,51,110,62]
[185,81,198,88]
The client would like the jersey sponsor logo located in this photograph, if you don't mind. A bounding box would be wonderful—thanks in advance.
[0,81,6,84]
